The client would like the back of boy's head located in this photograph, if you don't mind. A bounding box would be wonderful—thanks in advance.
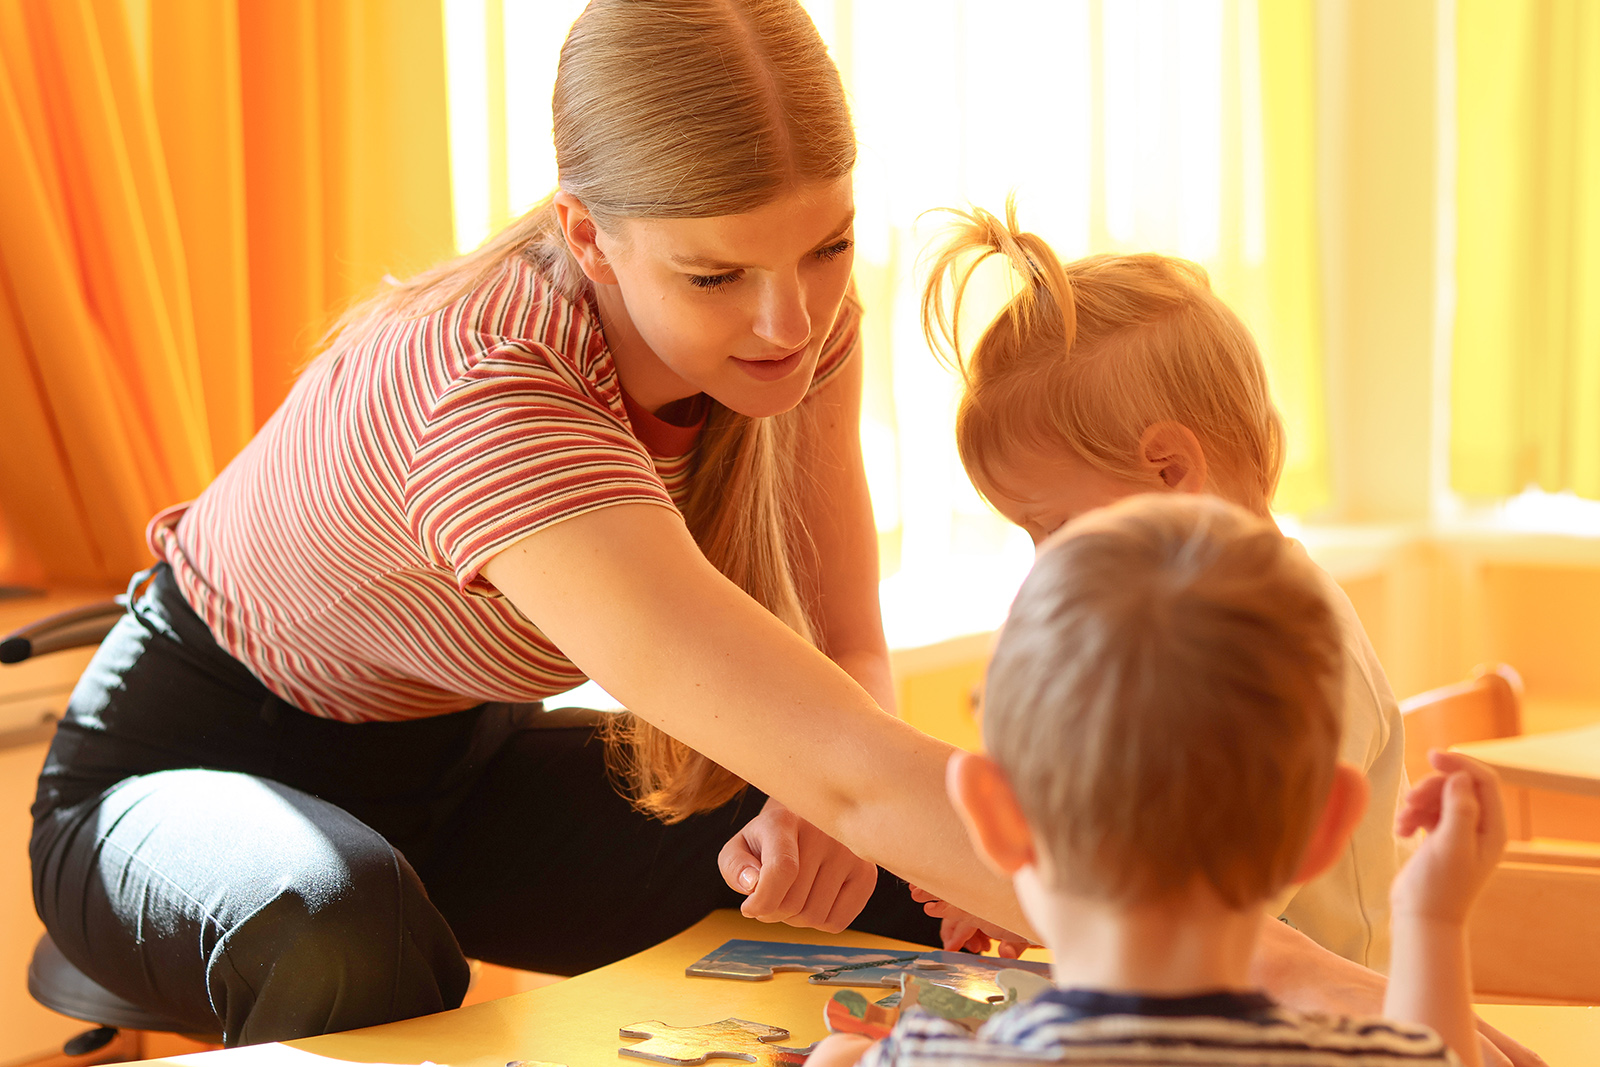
[920,200,1285,516]
[983,493,1342,909]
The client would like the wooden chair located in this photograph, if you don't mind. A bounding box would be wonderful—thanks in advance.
[1399,664,1534,839]
[1398,663,1524,786]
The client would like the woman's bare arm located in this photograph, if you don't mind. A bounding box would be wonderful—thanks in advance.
[482,503,1028,933]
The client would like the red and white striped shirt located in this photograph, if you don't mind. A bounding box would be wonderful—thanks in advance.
[148,256,859,723]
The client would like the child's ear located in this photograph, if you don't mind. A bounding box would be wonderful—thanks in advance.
[1138,421,1208,493]
[553,191,619,285]
[1291,762,1370,885]
[946,751,1037,876]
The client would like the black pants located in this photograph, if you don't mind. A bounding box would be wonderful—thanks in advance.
[30,565,936,1046]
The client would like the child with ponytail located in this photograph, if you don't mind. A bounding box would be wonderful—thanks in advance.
[916,200,1405,972]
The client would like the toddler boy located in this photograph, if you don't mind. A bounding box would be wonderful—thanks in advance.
[813,494,1503,1067]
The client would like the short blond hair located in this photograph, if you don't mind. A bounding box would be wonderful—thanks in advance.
[983,494,1342,908]
[921,200,1284,516]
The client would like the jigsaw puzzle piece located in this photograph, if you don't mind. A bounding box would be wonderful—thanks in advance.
[995,967,1052,1004]
[619,1017,818,1065]
[822,989,901,1040]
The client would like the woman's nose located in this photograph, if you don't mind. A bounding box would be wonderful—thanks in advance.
[753,278,810,350]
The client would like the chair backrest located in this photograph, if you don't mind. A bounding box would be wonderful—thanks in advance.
[1398,663,1524,786]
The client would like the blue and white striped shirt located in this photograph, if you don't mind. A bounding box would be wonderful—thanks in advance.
[859,988,1462,1066]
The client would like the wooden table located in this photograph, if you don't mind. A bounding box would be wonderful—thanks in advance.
[131,910,1599,1067]
[1455,723,1600,798]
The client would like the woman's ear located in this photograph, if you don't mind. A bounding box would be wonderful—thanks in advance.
[553,191,619,285]
[1138,421,1208,494]
[946,751,1036,876]
[1292,762,1370,885]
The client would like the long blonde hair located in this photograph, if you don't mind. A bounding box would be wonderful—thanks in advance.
[329,0,855,821]
[920,200,1285,515]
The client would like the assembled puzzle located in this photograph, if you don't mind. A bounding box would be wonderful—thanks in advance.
[686,939,1051,1003]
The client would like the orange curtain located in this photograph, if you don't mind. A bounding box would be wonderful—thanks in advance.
[0,0,454,588]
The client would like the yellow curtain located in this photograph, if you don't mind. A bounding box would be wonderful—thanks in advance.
[0,0,455,588]
[1253,0,1326,517]
[1454,0,1600,499]
[835,0,1328,586]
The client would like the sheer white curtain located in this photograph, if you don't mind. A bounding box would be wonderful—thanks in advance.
[441,0,1322,645]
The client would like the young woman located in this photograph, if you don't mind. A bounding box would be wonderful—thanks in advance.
[31,0,976,1047]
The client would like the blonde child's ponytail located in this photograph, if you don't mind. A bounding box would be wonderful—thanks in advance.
[920,201,1286,517]
[920,197,1077,387]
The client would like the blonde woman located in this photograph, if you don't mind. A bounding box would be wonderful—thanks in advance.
[30,0,970,1048]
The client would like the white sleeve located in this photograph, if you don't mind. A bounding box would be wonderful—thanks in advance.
[1277,563,1407,972]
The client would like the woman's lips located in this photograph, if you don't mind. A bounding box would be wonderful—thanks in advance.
[733,347,806,381]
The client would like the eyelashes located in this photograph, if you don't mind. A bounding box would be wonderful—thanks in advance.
[686,238,854,291]
[815,238,853,261]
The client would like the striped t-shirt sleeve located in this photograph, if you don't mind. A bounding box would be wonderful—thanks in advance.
[404,340,676,594]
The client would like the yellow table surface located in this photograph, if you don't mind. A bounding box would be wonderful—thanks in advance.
[1455,723,1600,798]
[136,910,1599,1067]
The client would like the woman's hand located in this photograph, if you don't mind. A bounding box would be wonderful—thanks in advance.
[719,797,878,932]
[908,884,1033,957]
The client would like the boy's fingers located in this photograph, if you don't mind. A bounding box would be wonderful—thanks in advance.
[1435,771,1483,846]
[1431,750,1509,847]
[1395,773,1448,836]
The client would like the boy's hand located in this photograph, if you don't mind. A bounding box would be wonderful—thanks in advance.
[808,1033,877,1067]
[1391,750,1508,923]
[719,797,878,932]
[908,884,1033,957]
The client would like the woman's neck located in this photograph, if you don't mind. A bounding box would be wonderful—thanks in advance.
[590,281,699,415]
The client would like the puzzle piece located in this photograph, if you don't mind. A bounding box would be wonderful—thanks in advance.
[618,1018,818,1065]
[823,989,901,1040]
[687,939,1051,1002]
[899,973,1008,1032]
[995,967,1052,1004]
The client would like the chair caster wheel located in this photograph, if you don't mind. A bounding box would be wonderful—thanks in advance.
[63,1027,119,1057]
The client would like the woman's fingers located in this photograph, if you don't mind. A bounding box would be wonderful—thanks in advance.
[820,860,879,933]
[741,838,806,920]
[717,827,764,896]
[723,801,878,930]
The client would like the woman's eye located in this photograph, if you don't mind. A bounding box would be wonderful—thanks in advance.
[688,271,738,290]
[815,238,853,262]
